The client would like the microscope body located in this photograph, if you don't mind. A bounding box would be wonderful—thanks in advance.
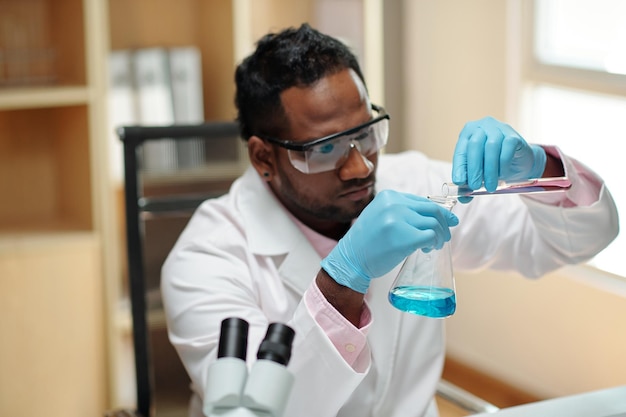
[204,319,295,417]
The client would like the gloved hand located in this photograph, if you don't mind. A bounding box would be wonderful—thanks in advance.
[452,116,547,192]
[320,190,459,293]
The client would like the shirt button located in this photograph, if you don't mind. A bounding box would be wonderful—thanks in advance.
[345,343,356,353]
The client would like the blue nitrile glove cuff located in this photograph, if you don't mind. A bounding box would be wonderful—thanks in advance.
[529,144,547,179]
[321,239,371,294]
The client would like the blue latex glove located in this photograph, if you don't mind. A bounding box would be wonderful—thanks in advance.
[320,190,459,293]
[452,116,547,192]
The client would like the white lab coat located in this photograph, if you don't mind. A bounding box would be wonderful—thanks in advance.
[161,150,618,417]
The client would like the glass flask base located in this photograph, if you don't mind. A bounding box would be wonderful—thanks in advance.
[388,285,456,318]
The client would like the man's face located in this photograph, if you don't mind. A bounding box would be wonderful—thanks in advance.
[258,68,380,236]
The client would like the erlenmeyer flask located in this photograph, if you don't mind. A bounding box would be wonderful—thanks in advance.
[388,196,457,318]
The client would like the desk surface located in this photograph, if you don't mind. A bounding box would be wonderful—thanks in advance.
[472,386,626,417]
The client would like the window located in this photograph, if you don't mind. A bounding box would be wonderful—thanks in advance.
[519,0,625,278]
[534,0,626,74]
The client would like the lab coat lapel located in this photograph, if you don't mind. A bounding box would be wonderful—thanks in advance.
[237,168,321,295]
[276,237,322,295]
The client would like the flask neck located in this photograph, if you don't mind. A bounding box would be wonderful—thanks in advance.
[427,195,456,210]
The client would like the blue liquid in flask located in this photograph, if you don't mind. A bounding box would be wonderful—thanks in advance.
[388,285,456,318]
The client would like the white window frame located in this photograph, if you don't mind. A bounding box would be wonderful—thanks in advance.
[520,0,626,96]
[507,0,625,288]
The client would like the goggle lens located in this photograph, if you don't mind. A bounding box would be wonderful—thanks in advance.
[288,118,389,174]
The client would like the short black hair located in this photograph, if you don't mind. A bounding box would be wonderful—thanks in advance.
[234,23,366,141]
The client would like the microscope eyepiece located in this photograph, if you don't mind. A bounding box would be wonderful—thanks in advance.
[217,317,249,360]
[257,323,295,365]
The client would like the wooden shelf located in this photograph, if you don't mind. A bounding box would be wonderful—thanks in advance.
[0,230,95,252]
[0,105,92,233]
[0,85,91,110]
[0,0,110,415]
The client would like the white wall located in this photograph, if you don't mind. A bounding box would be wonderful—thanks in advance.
[392,0,626,400]
[448,268,626,399]
[400,0,507,160]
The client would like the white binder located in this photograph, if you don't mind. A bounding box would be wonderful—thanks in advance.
[133,47,177,173]
[108,49,138,184]
[169,46,205,169]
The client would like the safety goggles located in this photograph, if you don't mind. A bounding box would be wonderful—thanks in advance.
[260,104,390,174]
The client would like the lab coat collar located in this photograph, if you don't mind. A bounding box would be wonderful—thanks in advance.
[237,167,321,294]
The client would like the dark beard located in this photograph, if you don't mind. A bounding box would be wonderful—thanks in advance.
[279,174,375,224]
[311,189,374,223]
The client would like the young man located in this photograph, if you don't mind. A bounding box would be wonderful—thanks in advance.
[162,24,618,417]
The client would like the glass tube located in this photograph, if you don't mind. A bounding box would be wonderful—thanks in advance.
[438,177,572,198]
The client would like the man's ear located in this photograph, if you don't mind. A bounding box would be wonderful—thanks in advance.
[248,136,276,180]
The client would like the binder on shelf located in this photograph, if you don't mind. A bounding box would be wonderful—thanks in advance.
[168,46,206,170]
[169,46,204,123]
[108,46,227,176]
[132,47,177,173]
[108,50,137,184]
